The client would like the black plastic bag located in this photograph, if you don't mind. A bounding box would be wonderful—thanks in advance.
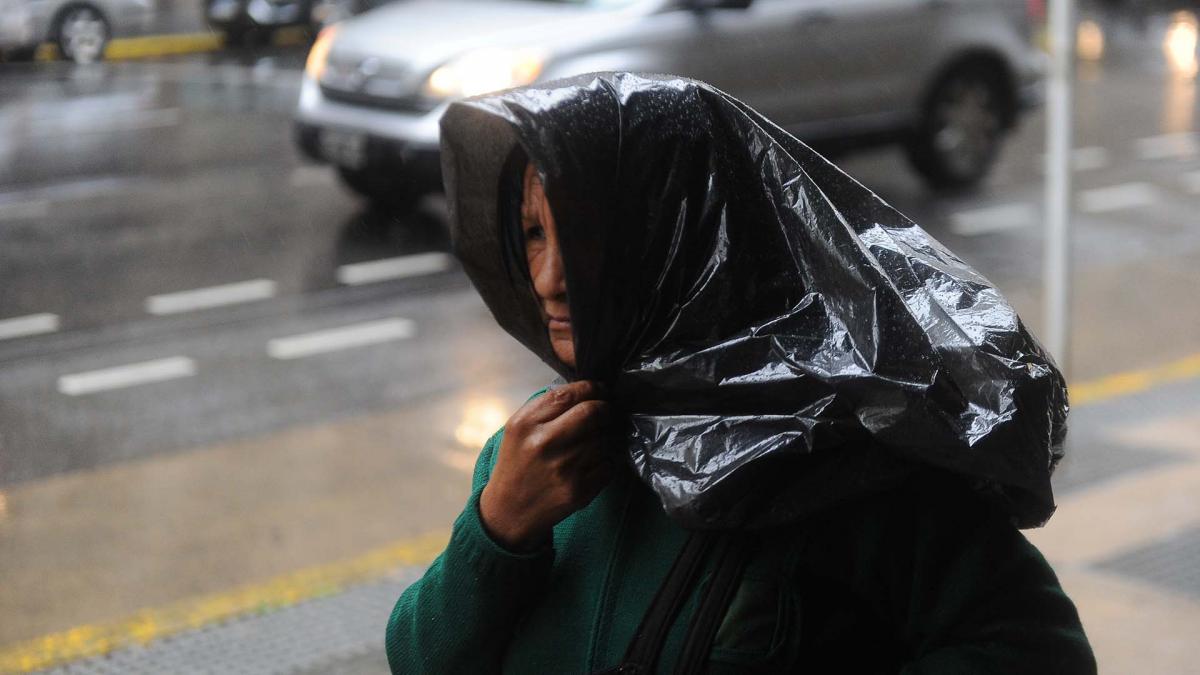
[441,72,1067,529]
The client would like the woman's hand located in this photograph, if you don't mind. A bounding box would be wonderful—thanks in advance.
[480,380,614,551]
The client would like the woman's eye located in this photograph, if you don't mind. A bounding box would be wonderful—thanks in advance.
[524,225,545,242]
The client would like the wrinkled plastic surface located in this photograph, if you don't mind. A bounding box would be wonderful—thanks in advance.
[441,73,1068,530]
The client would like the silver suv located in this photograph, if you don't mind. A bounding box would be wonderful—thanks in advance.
[295,0,1044,207]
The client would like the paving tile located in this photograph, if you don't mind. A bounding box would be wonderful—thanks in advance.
[1095,525,1200,601]
[1053,438,1185,495]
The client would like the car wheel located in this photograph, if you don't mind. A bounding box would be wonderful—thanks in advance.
[337,167,423,213]
[220,22,250,45]
[56,5,110,64]
[905,65,1008,191]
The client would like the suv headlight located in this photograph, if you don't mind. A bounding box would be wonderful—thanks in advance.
[424,48,545,99]
[305,25,339,81]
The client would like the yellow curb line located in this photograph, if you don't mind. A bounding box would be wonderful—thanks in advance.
[2,353,1199,672]
[1071,353,1200,407]
[106,33,225,60]
[0,529,448,673]
[32,26,310,63]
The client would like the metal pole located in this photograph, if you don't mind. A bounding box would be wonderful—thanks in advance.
[1044,0,1075,374]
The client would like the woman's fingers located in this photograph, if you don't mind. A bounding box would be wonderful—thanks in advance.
[481,382,616,549]
[520,380,603,426]
[541,398,610,451]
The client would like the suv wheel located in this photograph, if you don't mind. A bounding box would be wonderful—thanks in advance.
[56,5,110,64]
[337,167,422,213]
[906,64,1007,191]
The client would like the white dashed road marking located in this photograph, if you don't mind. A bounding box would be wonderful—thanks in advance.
[949,202,1038,236]
[0,313,60,341]
[1135,132,1199,160]
[58,356,196,396]
[31,108,182,137]
[267,318,415,360]
[1079,182,1158,214]
[1039,146,1111,172]
[1070,146,1112,171]
[145,279,277,316]
[336,253,452,286]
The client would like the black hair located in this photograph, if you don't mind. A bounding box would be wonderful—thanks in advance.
[497,144,533,285]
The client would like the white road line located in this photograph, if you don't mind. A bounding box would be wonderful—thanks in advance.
[58,356,196,396]
[1070,146,1111,171]
[336,252,452,286]
[1038,146,1111,172]
[146,279,277,316]
[0,176,144,209]
[0,199,49,221]
[949,202,1038,236]
[1182,170,1200,194]
[29,108,181,138]
[267,318,415,360]
[1079,182,1158,214]
[0,313,59,341]
[1135,132,1199,160]
[51,108,182,136]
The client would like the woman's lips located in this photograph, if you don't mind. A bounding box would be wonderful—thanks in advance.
[547,316,571,331]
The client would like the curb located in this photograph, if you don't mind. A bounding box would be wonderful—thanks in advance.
[32,26,310,63]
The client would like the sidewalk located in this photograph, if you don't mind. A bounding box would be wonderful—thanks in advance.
[1029,370,1200,674]
[4,357,1198,674]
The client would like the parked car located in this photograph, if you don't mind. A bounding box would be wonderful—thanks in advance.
[310,0,404,29]
[295,0,1045,208]
[205,0,316,44]
[205,0,400,44]
[0,0,154,63]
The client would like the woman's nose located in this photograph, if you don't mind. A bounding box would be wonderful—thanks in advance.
[532,243,567,302]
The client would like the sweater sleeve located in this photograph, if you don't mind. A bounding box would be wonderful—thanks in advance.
[809,475,1097,675]
[385,428,555,675]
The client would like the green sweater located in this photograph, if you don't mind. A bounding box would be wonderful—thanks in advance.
[386,425,1095,674]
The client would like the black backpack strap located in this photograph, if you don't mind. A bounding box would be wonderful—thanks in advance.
[672,534,754,675]
[593,531,716,675]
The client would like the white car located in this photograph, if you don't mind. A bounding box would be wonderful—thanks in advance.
[0,0,154,63]
[296,0,1045,208]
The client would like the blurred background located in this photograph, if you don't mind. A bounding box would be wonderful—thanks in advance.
[1,0,1198,672]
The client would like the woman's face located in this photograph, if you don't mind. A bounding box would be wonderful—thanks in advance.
[521,163,575,368]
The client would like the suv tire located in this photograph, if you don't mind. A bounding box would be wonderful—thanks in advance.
[906,64,1008,191]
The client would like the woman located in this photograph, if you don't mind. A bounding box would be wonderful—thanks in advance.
[386,73,1095,673]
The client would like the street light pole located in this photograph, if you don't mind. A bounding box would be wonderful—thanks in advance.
[1044,0,1075,375]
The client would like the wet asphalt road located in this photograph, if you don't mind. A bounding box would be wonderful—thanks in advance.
[2,11,1200,490]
